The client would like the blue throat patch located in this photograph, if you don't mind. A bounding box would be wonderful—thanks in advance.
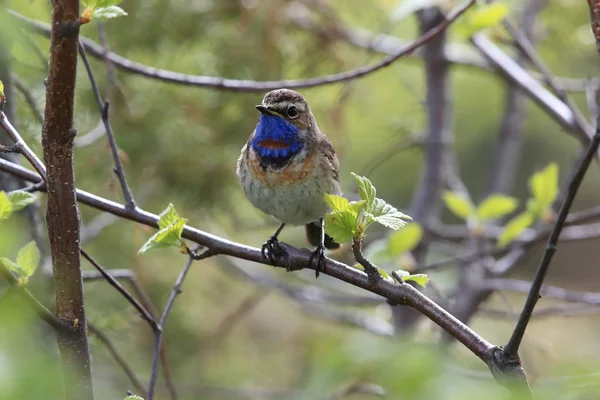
[251,114,303,160]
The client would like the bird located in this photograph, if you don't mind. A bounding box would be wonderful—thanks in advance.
[236,88,341,277]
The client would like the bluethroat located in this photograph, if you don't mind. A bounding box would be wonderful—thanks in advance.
[237,89,341,277]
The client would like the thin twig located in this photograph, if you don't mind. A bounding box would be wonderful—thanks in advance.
[12,74,44,125]
[482,279,600,305]
[352,238,381,281]
[147,249,213,400]
[77,42,136,209]
[0,111,46,182]
[503,19,594,147]
[504,115,600,359]
[80,249,159,332]
[11,1,475,91]
[88,322,147,397]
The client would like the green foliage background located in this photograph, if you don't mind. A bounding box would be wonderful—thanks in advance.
[1,0,600,399]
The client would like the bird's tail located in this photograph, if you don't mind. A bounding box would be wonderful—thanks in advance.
[305,221,340,250]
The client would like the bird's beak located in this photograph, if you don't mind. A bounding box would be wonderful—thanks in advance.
[256,105,274,115]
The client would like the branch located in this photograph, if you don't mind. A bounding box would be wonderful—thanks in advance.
[88,322,147,397]
[80,249,159,331]
[147,249,213,400]
[77,42,136,209]
[503,18,594,146]
[10,1,475,91]
[471,34,583,140]
[504,115,600,359]
[0,157,498,366]
[42,1,94,398]
[0,111,47,182]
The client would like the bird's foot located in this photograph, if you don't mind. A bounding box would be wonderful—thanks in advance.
[309,244,326,278]
[261,235,283,264]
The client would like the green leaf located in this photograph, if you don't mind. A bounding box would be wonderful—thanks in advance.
[15,241,40,278]
[469,3,508,30]
[388,223,423,256]
[442,191,473,220]
[324,210,358,244]
[93,5,128,20]
[157,203,180,230]
[0,191,13,221]
[498,212,534,247]
[1,257,27,278]
[456,2,508,37]
[403,274,430,288]
[366,198,412,230]
[393,269,429,287]
[353,263,392,282]
[476,194,518,221]
[7,190,37,211]
[124,396,144,400]
[323,194,350,212]
[529,163,559,208]
[138,218,188,254]
[347,200,365,216]
[351,173,376,210]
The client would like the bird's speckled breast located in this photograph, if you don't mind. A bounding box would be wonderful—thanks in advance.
[240,147,332,225]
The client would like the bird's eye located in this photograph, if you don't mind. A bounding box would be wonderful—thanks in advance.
[287,106,299,118]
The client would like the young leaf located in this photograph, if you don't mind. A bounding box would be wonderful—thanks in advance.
[402,273,430,288]
[323,194,350,213]
[324,210,358,244]
[392,269,429,287]
[351,173,376,210]
[124,396,144,400]
[476,194,518,221]
[498,212,534,247]
[469,3,508,31]
[158,203,180,230]
[154,218,187,246]
[7,190,37,211]
[353,263,392,282]
[93,6,128,21]
[366,198,412,230]
[1,257,27,278]
[387,223,423,256]
[138,218,188,254]
[529,163,558,208]
[347,200,365,216]
[0,191,13,221]
[442,191,473,220]
[15,241,40,278]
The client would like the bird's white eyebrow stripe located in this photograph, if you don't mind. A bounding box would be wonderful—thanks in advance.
[264,100,306,112]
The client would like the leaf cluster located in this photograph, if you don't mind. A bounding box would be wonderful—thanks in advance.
[324,173,412,244]
[81,0,127,24]
[442,163,559,247]
[0,190,40,285]
[138,203,188,254]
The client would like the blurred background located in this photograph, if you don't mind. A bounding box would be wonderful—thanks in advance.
[1,0,600,399]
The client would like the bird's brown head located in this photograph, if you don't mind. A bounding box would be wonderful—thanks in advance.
[256,89,315,131]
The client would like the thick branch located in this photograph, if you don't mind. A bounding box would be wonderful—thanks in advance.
[42,1,93,398]
[0,157,499,370]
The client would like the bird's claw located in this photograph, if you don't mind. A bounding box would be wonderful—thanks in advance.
[309,244,326,278]
[261,235,282,264]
